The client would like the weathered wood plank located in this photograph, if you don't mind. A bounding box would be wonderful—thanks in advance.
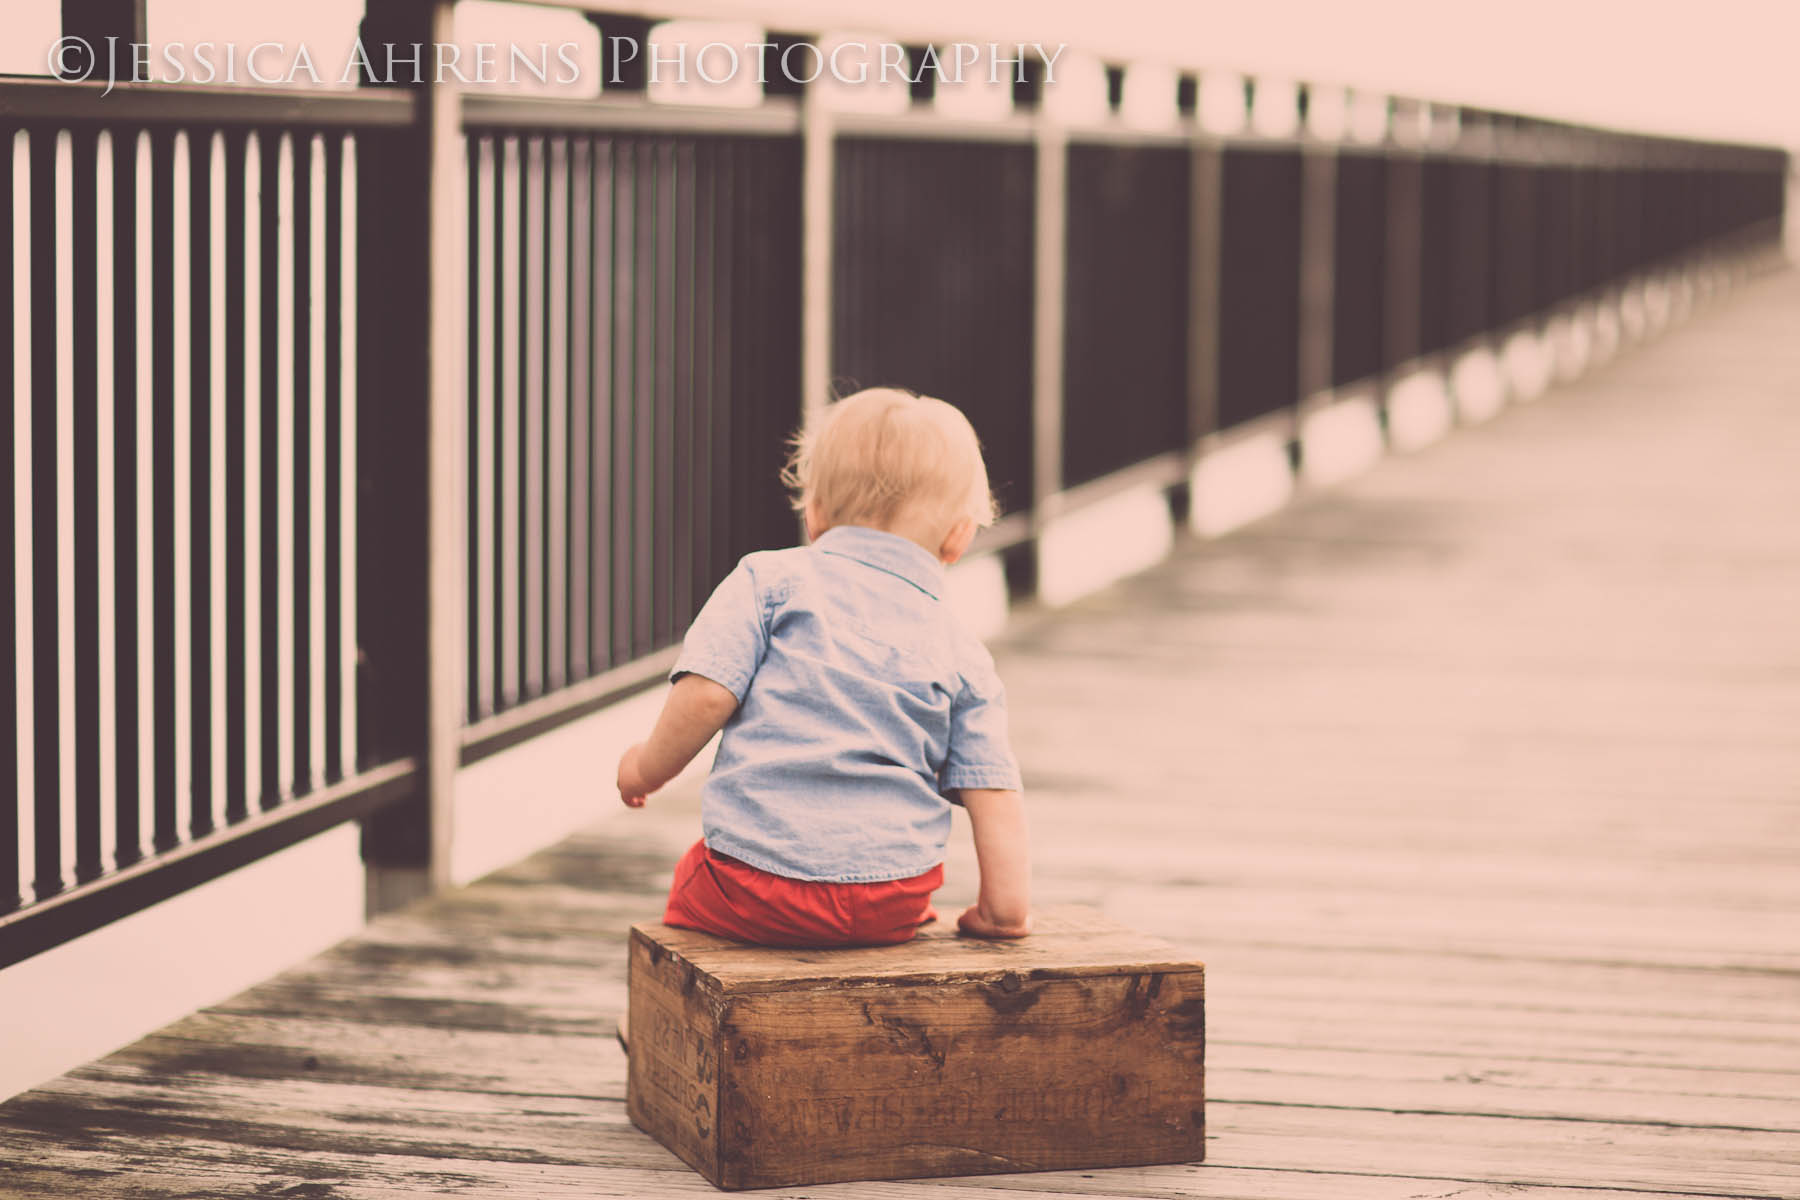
[1203,1104,1800,1194]
[1212,1060,1800,1133]
[4,1155,1771,1200]
[648,906,1202,992]
[106,1005,1800,1133]
[10,1071,1798,1199]
[112,1014,629,1098]
[1207,1000,1800,1070]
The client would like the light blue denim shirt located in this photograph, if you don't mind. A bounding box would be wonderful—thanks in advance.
[671,524,1023,883]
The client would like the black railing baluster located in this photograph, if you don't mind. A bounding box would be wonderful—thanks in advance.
[631,139,655,661]
[323,131,345,784]
[222,128,247,824]
[147,125,178,847]
[31,126,64,899]
[110,128,142,866]
[498,135,520,711]
[709,139,734,588]
[1572,165,1595,296]
[257,128,282,812]
[653,140,676,649]
[465,134,488,722]
[735,140,760,556]
[1491,159,1535,330]
[1606,164,1626,286]
[763,138,803,550]
[610,137,634,669]
[1331,151,1384,390]
[1417,156,1454,359]
[1535,163,1568,312]
[567,137,591,683]
[1651,163,1670,268]
[188,127,215,840]
[690,138,715,616]
[671,141,695,634]
[731,141,759,557]
[1621,163,1643,276]
[545,135,569,693]
[587,136,614,677]
[1447,158,1492,347]
[828,138,854,403]
[72,126,103,881]
[1383,153,1423,373]
[1,124,17,914]
[295,129,320,799]
[522,135,545,702]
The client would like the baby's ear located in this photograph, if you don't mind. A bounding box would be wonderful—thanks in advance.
[938,517,977,566]
[804,500,827,543]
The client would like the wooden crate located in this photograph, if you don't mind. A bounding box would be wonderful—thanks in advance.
[626,905,1205,1190]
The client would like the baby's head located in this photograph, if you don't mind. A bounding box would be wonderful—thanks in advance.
[782,388,998,561]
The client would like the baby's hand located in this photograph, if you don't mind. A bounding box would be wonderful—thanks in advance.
[617,743,653,808]
[956,904,1032,940]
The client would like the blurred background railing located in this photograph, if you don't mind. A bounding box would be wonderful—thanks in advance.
[834,133,1038,521]
[1,0,1789,975]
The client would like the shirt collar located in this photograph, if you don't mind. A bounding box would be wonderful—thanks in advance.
[814,525,945,599]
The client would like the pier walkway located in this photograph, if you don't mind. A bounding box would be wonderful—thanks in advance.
[4,269,1798,1198]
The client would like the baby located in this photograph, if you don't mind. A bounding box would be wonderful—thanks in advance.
[616,387,1030,945]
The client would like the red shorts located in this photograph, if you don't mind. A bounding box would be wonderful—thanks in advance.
[662,839,942,948]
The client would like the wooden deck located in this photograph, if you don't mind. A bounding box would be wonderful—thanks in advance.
[7,267,1800,1198]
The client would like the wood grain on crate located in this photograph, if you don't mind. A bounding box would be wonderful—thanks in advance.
[626,908,1205,1188]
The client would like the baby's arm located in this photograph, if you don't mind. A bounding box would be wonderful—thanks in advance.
[617,675,739,807]
[956,788,1031,938]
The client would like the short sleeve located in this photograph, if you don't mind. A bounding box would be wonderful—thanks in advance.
[939,654,1024,795]
[670,561,768,701]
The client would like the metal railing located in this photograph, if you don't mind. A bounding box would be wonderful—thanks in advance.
[1,1,1790,970]
[458,124,801,748]
[832,135,1039,516]
[1219,144,1307,429]
[1062,141,1191,490]
[0,80,416,967]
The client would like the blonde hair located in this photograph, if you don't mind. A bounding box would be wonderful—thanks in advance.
[782,388,999,532]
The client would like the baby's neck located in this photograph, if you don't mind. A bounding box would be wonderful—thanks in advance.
[826,519,946,562]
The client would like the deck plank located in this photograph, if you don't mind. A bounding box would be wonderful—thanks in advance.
[4,268,1799,1197]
